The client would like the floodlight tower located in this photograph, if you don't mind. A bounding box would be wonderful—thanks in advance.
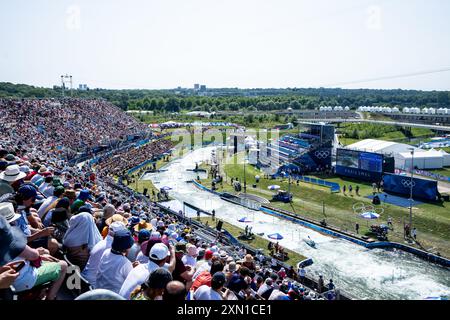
[61,75,65,97]
[60,74,73,97]
[408,147,415,233]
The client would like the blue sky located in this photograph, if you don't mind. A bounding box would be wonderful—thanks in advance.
[1,0,449,90]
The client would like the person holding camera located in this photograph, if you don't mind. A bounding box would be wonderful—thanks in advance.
[0,214,67,300]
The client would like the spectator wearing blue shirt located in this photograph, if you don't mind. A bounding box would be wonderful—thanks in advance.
[14,185,61,256]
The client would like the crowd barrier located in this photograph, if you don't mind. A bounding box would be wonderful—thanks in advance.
[273,174,340,193]
[297,175,341,193]
[127,159,158,175]
[191,179,222,196]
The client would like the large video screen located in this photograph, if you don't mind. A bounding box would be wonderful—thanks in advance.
[336,149,383,173]
[359,152,383,172]
[336,149,360,169]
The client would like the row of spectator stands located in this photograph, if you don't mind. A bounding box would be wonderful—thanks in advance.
[292,153,318,170]
[280,135,311,149]
[299,132,320,141]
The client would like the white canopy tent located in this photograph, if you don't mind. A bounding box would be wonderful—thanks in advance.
[397,149,444,170]
[438,149,450,166]
[346,139,449,170]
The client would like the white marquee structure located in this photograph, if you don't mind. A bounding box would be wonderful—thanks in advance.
[346,139,450,170]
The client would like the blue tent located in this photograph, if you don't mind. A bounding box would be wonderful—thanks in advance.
[268,233,284,240]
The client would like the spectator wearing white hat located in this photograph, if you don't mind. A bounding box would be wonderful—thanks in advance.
[0,165,26,196]
[119,242,175,299]
[182,244,198,268]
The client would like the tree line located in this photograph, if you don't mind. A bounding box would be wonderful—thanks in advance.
[1,82,449,112]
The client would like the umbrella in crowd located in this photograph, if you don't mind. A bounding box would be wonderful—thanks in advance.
[268,185,280,190]
[160,186,172,191]
[238,217,252,223]
[360,211,380,219]
[268,233,284,240]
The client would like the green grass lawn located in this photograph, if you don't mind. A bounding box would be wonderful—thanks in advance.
[199,155,450,258]
[198,217,306,267]
[440,147,450,153]
[337,122,435,145]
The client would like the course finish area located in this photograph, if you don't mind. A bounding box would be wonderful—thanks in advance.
[145,147,450,300]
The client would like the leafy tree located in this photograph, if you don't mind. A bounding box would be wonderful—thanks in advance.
[228,102,239,111]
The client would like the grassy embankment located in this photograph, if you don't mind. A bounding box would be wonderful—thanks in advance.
[338,123,435,146]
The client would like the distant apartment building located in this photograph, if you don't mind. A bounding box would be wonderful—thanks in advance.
[78,84,89,91]
[194,83,200,90]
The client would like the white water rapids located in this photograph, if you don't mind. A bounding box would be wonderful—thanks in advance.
[143,147,450,300]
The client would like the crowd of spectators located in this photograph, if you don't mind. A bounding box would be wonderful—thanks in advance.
[95,139,174,178]
[0,98,148,159]
[0,98,339,301]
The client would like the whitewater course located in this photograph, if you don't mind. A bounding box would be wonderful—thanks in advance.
[142,146,450,300]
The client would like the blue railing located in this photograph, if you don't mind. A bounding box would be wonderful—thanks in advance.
[272,174,340,193]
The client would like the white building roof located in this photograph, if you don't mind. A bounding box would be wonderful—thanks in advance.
[347,139,406,153]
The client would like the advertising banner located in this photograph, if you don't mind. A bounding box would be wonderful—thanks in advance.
[309,147,332,167]
[382,173,438,201]
[335,165,383,182]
